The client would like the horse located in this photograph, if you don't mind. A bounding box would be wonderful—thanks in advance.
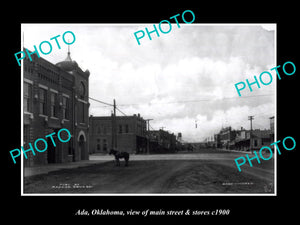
[109,149,130,166]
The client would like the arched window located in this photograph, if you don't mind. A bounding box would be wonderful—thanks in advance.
[79,81,85,99]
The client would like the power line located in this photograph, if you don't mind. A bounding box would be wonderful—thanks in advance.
[116,94,274,107]
[89,93,274,109]
[88,97,113,106]
[88,96,129,116]
[149,124,155,130]
[115,107,128,116]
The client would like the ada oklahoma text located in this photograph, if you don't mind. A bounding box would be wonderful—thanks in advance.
[10,128,71,164]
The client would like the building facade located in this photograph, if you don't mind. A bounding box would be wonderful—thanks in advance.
[234,129,251,151]
[89,114,147,154]
[218,126,236,149]
[233,129,274,151]
[23,49,90,167]
[148,129,177,153]
[213,117,275,151]
[251,129,274,151]
[269,116,275,143]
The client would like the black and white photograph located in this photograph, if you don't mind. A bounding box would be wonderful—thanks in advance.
[3,3,299,224]
[21,23,276,195]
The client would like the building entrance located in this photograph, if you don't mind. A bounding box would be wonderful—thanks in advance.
[47,130,59,163]
[79,135,85,160]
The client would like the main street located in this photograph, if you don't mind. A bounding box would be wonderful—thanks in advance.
[24,149,274,194]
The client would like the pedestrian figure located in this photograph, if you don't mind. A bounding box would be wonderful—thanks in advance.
[109,148,130,166]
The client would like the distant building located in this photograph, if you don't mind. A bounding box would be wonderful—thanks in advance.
[234,128,273,151]
[234,128,251,151]
[218,126,236,149]
[206,135,215,148]
[23,49,90,166]
[269,116,275,143]
[214,133,221,148]
[177,132,182,142]
[89,114,147,154]
[251,129,274,150]
[214,117,275,152]
[270,116,274,131]
[148,129,177,153]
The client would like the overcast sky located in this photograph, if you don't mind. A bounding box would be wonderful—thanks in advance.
[22,24,276,142]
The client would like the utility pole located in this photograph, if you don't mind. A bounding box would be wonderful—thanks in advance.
[248,116,254,153]
[145,119,153,154]
[111,99,117,150]
[160,126,165,131]
[113,99,116,118]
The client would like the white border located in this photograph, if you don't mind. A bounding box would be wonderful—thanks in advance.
[21,23,277,196]
[21,29,24,194]
[274,24,277,196]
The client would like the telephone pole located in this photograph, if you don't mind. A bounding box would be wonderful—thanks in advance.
[113,99,116,117]
[145,119,153,154]
[248,116,254,153]
[111,99,117,150]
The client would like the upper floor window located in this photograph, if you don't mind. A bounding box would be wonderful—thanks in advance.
[79,102,85,123]
[50,92,58,118]
[103,139,107,152]
[79,81,85,99]
[24,82,32,113]
[103,125,107,134]
[62,96,70,120]
[39,88,47,115]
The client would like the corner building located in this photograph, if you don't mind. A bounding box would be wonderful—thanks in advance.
[89,114,147,154]
[23,50,90,166]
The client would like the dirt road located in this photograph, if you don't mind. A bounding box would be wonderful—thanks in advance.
[24,151,274,194]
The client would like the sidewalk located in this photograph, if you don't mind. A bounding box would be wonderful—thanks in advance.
[24,159,110,177]
[220,148,251,154]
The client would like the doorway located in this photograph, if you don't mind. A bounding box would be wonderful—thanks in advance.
[47,136,56,163]
[79,135,85,160]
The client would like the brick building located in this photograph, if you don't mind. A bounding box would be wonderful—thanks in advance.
[89,114,147,154]
[251,129,274,150]
[234,128,251,151]
[23,49,90,166]
[218,126,236,149]
[234,129,274,151]
[148,129,177,153]
[214,117,275,151]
